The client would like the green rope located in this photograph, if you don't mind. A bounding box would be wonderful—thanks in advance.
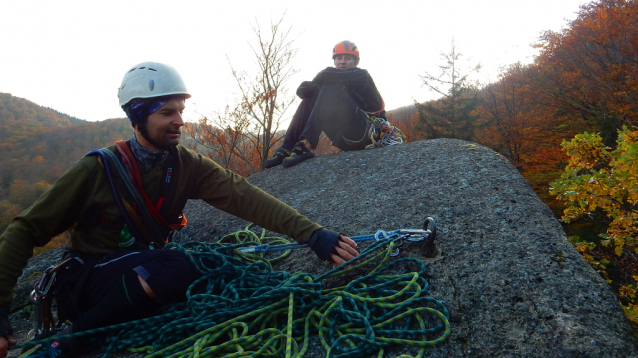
[217,224,293,267]
[15,229,450,358]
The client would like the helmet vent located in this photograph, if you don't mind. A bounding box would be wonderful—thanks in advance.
[148,68,157,71]
[148,79,155,91]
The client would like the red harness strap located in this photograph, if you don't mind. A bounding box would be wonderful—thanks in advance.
[115,141,187,231]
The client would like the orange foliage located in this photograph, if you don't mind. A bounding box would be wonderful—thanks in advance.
[313,134,340,156]
[33,232,70,257]
[387,110,420,143]
[476,63,579,171]
[184,103,278,177]
[533,0,638,144]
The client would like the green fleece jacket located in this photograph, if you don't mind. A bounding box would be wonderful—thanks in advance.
[0,144,321,310]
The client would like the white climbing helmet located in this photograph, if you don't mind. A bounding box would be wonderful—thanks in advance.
[118,61,191,107]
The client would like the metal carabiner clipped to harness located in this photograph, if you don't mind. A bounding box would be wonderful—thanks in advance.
[29,266,57,340]
[28,256,74,340]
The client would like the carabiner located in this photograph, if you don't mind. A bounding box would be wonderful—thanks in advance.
[375,230,401,256]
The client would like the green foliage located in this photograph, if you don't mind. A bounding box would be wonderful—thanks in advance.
[551,126,638,324]
[568,235,611,280]
[415,40,483,141]
[550,126,638,256]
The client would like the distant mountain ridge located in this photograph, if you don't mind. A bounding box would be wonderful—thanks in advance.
[0,92,85,127]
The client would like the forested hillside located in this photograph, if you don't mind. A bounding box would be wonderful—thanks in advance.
[0,93,84,146]
[0,94,133,238]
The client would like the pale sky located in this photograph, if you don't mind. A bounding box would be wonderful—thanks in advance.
[0,0,589,124]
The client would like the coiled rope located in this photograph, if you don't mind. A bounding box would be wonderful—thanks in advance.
[17,228,449,358]
[216,225,293,266]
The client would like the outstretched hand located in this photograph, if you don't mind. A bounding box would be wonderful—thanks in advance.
[328,235,359,267]
[0,335,17,358]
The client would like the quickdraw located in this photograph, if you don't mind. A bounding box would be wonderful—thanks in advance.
[366,115,407,148]
[239,217,438,258]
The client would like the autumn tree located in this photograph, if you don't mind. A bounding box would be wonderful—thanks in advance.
[477,62,577,173]
[231,16,298,170]
[551,127,638,255]
[533,0,638,146]
[415,40,482,141]
[0,94,132,243]
[387,106,421,142]
[185,16,298,173]
[550,126,638,322]
[478,63,532,167]
[185,104,257,176]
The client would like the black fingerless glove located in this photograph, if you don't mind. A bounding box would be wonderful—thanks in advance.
[0,307,13,337]
[308,228,340,261]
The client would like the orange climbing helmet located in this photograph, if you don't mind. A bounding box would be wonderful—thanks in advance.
[332,41,359,59]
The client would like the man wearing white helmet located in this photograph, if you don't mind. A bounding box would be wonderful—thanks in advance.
[265,40,386,168]
[0,62,359,357]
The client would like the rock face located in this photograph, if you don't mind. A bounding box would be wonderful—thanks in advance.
[175,138,638,357]
[11,138,638,357]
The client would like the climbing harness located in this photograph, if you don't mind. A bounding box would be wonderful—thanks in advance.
[18,218,447,357]
[365,115,407,149]
[85,141,186,249]
[114,141,187,232]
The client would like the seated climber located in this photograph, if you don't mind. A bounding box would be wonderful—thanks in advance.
[265,40,386,168]
[0,61,359,357]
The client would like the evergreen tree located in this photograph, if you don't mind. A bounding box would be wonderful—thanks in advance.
[415,40,482,141]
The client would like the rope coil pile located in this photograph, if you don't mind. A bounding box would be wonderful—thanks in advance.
[18,227,450,357]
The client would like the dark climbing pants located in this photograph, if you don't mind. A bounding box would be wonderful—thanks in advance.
[282,84,371,151]
[53,249,201,333]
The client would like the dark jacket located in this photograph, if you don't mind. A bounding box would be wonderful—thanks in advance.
[296,67,386,118]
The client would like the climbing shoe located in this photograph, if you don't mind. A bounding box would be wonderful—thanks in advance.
[264,147,291,168]
[282,142,315,168]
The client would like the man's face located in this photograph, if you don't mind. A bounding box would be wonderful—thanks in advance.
[142,97,186,150]
[334,54,358,70]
